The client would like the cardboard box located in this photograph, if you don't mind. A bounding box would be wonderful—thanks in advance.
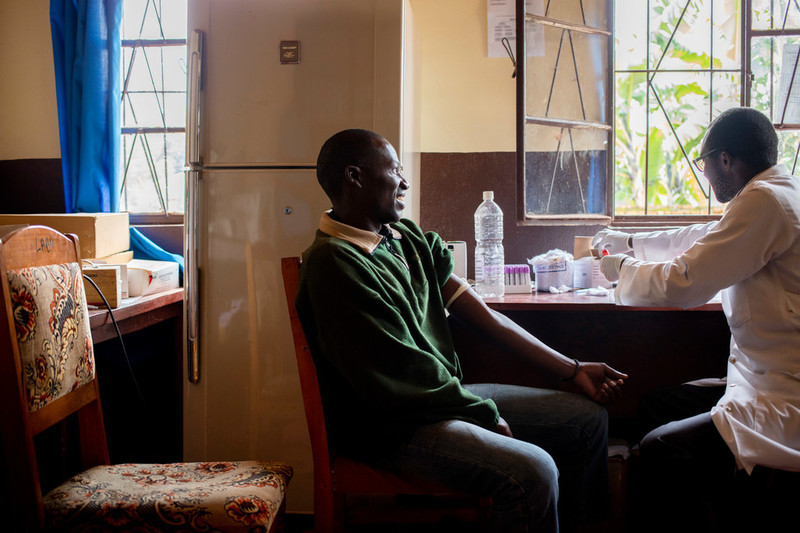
[84,250,134,265]
[127,259,179,297]
[83,265,123,308]
[0,213,129,260]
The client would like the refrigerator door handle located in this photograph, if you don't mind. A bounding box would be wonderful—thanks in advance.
[185,170,201,384]
[186,30,203,166]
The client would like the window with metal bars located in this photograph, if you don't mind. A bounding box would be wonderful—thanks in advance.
[120,0,187,217]
[519,0,800,224]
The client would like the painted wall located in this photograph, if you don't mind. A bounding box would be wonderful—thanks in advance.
[0,0,60,160]
[411,0,516,153]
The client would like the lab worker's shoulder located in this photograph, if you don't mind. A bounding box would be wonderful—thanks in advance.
[740,172,800,221]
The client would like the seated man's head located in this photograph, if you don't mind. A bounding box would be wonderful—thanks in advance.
[317,129,408,232]
[696,107,778,203]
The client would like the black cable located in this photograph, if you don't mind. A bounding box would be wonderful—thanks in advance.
[82,273,148,412]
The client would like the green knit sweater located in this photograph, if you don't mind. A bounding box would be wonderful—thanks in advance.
[296,216,499,459]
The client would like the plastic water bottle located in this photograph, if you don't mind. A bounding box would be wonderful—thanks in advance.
[474,191,505,298]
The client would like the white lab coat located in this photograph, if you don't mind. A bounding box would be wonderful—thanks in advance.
[616,164,800,473]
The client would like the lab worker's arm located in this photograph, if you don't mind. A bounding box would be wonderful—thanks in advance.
[443,275,627,404]
[616,187,794,308]
[631,220,718,261]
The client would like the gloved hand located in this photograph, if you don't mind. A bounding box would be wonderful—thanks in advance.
[592,229,633,254]
[599,254,628,283]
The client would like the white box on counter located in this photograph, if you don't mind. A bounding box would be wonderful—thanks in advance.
[573,257,613,289]
[127,259,179,297]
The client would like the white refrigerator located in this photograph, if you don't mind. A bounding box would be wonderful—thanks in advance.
[184,0,419,513]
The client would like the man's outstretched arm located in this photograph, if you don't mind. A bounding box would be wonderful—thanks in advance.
[443,275,627,404]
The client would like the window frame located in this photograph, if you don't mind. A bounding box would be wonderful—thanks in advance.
[515,0,790,228]
[515,0,615,226]
[120,0,187,223]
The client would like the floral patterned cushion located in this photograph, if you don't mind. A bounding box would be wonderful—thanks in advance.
[7,262,95,412]
[44,460,293,532]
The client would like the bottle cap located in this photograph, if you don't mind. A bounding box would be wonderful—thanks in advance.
[482,191,494,200]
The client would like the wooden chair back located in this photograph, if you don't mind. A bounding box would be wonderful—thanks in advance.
[281,256,487,532]
[0,225,109,531]
[281,256,337,526]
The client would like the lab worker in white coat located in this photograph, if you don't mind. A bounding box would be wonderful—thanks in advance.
[596,107,800,530]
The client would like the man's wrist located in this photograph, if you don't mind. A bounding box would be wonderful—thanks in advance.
[561,358,581,381]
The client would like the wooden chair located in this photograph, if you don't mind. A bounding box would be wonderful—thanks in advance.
[281,256,489,532]
[0,225,293,532]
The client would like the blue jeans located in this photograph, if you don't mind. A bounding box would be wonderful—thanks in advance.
[384,384,610,533]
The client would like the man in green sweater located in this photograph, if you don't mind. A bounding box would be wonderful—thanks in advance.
[296,129,627,533]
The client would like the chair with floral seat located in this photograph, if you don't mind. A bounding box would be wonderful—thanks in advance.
[0,225,293,532]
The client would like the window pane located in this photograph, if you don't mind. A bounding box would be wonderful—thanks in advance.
[647,72,710,215]
[123,93,186,129]
[120,0,186,215]
[712,0,742,71]
[122,46,187,92]
[752,0,800,31]
[121,132,185,213]
[122,0,187,40]
[525,30,609,124]
[615,71,647,215]
[615,0,648,71]
[648,0,711,72]
[524,125,608,216]
[750,36,800,124]
[779,130,800,173]
[614,0,740,217]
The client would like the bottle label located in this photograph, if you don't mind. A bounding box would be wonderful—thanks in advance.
[474,254,485,282]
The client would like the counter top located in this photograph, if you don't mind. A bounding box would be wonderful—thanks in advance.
[88,288,183,343]
[483,289,723,312]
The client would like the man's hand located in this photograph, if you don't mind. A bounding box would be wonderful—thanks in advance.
[568,362,628,405]
[592,229,633,254]
[599,253,628,282]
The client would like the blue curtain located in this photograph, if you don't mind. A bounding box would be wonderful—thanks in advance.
[51,0,122,214]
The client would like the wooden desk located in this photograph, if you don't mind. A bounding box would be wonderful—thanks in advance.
[452,290,730,436]
[89,288,183,343]
[88,288,184,463]
[483,289,723,312]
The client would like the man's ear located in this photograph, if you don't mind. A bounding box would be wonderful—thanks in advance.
[344,165,362,189]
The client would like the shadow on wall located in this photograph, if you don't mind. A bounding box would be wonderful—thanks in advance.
[0,159,66,213]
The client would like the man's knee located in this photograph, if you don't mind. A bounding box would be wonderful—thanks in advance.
[497,450,559,516]
[575,398,609,449]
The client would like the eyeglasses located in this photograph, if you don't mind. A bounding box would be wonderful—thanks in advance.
[692,148,720,172]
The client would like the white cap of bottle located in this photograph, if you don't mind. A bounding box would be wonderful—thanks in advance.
[483,191,494,200]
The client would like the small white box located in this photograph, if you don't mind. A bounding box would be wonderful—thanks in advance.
[574,256,612,289]
[127,259,179,297]
[446,241,468,280]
